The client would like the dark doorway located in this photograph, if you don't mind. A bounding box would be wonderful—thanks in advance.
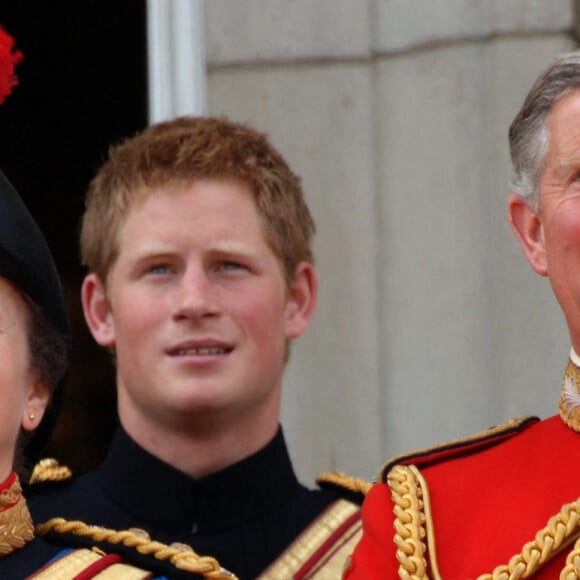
[0,1,148,474]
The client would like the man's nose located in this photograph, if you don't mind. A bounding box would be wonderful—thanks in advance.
[172,268,218,320]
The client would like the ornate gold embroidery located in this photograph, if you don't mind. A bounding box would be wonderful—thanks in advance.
[560,359,580,433]
[0,474,34,556]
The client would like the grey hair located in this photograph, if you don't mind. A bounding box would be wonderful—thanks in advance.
[509,52,580,210]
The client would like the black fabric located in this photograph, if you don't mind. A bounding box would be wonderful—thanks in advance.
[0,537,62,579]
[29,426,335,579]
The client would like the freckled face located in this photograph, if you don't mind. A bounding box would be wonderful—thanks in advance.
[537,90,580,346]
[101,179,300,432]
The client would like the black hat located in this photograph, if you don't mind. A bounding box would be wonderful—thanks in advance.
[0,171,70,462]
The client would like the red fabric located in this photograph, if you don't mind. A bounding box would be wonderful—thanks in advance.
[345,416,580,579]
[0,26,23,105]
[343,484,397,579]
[71,553,124,580]
[0,471,17,493]
[0,472,18,511]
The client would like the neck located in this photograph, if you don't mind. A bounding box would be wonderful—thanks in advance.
[119,403,281,479]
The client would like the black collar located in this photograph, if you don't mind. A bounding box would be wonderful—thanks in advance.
[98,426,300,534]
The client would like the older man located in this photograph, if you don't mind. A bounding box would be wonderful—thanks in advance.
[343,52,580,579]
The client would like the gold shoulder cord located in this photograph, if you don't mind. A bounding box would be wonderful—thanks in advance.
[388,476,580,580]
[388,466,580,579]
[35,518,237,579]
[562,537,580,578]
[387,465,441,580]
[315,472,372,496]
[474,496,580,579]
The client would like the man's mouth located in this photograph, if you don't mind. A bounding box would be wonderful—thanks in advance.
[173,346,231,356]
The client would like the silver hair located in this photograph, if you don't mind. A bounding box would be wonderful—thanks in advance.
[509,52,580,209]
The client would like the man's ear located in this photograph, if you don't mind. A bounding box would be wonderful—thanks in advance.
[508,194,548,277]
[81,273,116,346]
[285,262,318,340]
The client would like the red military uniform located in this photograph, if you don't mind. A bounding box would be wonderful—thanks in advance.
[344,357,580,579]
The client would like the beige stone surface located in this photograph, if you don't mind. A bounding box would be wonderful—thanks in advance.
[205,0,371,64]
[375,36,573,456]
[374,0,572,53]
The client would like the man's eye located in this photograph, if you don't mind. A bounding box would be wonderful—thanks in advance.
[219,261,244,271]
[149,264,169,274]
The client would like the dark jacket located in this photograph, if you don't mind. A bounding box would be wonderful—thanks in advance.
[29,426,335,579]
[0,537,63,579]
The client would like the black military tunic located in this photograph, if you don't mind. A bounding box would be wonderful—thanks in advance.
[29,426,335,579]
[0,537,62,579]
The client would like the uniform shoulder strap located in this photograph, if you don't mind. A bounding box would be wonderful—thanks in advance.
[378,415,539,482]
[29,548,153,579]
[258,498,361,579]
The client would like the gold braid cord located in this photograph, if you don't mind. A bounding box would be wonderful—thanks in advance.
[388,465,580,579]
[0,475,34,555]
[388,465,430,579]
[35,518,238,579]
[562,536,580,579]
[315,471,372,496]
[474,496,580,579]
[29,457,72,483]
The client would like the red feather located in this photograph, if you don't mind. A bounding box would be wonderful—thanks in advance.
[0,25,23,105]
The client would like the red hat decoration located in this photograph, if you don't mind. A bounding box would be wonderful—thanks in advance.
[0,25,22,105]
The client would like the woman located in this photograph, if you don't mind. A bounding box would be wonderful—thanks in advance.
[0,170,70,577]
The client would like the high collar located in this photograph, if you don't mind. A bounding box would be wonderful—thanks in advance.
[98,425,300,534]
[559,354,580,432]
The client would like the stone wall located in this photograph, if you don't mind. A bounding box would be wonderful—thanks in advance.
[203,0,576,482]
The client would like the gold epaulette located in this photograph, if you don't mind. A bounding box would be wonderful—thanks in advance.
[259,498,361,579]
[29,457,72,484]
[316,471,372,503]
[29,547,151,579]
[378,415,539,483]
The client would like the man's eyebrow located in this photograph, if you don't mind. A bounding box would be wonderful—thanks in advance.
[203,239,265,259]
